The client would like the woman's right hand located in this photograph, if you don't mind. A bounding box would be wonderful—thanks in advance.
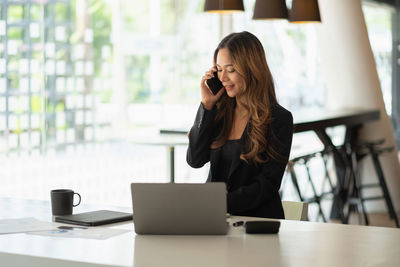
[200,66,225,110]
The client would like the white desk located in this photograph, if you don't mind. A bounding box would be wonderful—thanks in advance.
[1,198,400,267]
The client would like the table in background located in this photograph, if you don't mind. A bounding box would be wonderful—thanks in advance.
[129,133,189,182]
[1,197,399,267]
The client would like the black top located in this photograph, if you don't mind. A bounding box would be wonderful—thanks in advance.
[187,103,293,219]
[214,139,241,183]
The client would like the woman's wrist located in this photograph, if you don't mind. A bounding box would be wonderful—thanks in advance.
[201,100,216,111]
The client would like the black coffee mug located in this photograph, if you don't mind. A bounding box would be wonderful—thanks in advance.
[51,189,81,216]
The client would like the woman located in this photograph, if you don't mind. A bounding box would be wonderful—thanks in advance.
[186,31,293,219]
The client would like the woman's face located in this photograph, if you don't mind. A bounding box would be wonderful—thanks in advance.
[216,48,245,98]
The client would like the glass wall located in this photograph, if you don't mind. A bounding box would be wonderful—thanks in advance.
[0,0,222,154]
[2,0,391,152]
[0,0,99,154]
[0,0,395,208]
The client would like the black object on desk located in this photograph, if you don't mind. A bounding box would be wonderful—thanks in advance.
[245,221,280,234]
[233,220,281,234]
[55,210,133,226]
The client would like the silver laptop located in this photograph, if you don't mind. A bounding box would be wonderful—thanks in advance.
[131,183,228,235]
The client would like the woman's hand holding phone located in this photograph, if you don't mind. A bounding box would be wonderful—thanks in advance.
[201,66,225,110]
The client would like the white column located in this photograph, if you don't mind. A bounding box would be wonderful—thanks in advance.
[220,14,233,39]
[111,0,128,134]
[316,0,400,212]
[150,0,161,102]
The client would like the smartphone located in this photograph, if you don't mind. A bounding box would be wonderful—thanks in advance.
[206,71,223,95]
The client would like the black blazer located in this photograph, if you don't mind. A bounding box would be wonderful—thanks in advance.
[187,103,293,219]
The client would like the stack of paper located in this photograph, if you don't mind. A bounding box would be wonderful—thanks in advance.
[0,217,57,234]
[0,217,131,240]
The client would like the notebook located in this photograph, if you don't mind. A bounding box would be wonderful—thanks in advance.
[55,210,133,226]
[131,183,228,235]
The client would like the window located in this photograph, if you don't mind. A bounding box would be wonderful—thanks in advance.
[233,0,324,112]
[363,2,394,115]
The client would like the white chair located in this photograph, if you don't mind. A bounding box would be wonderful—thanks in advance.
[282,201,308,221]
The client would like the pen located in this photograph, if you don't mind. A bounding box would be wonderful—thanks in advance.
[232,221,244,227]
[58,226,87,230]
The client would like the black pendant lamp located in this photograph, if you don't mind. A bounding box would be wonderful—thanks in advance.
[204,0,245,14]
[289,0,321,23]
[253,0,288,20]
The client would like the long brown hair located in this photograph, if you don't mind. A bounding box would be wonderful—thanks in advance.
[211,31,281,163]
